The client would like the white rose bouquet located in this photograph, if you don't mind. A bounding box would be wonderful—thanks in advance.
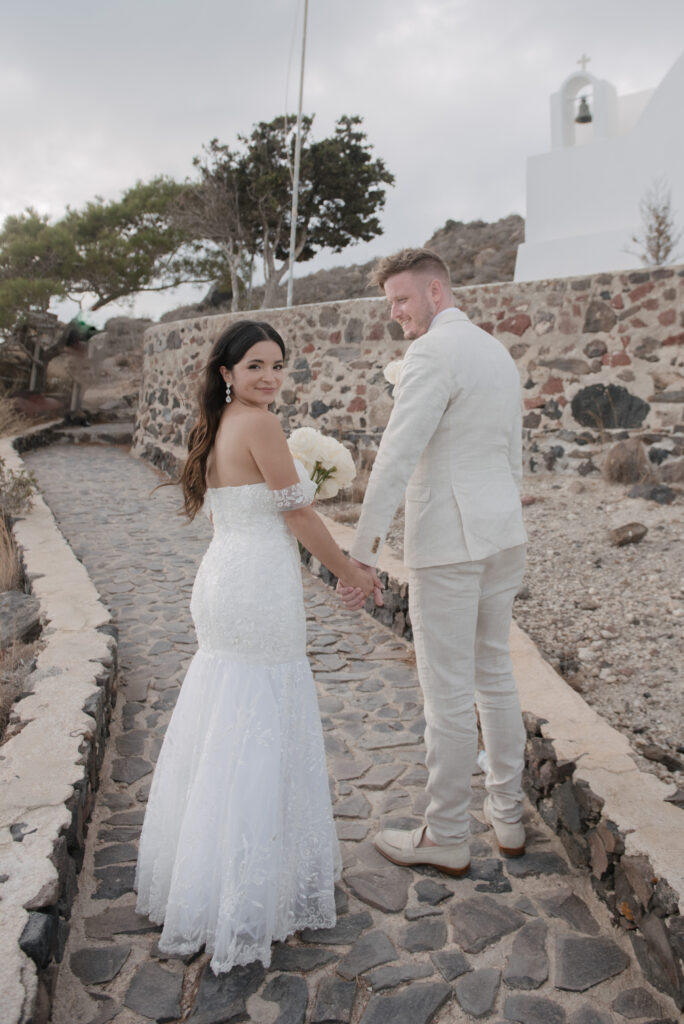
[288,427,356,499]
[383,359,404,388]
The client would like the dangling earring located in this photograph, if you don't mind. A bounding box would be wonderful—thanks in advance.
[225,381,232,404]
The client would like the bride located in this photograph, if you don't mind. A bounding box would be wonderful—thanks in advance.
[135,319,376,974]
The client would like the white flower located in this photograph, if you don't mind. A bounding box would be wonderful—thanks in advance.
[287,426,320,474]
[287,427,356,499]
[383,359,404,387]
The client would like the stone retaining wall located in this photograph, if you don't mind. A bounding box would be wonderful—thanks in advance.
[306,514,684,1011]
[0,431,118,1024]
[133,265,684,488]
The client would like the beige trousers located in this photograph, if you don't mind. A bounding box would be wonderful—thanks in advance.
[408,544,527,845]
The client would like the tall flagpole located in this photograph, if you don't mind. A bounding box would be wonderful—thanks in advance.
[286,0,308,308]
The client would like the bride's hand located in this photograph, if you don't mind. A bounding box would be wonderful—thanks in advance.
[337,560,384,610]
[341,561,376,597]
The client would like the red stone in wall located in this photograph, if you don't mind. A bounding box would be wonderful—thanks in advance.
[630,317,647,328]
[477,322,494,334]
[346,397,366,412]
[541,376,563,394]
[368,323,384,341]
[642,299,658,311]
[629,282,654,303]
[611,295,624,309]
[659,309,677,326]
[499,313,531,336]
[302,343,315,353]
[611,351,631,367]
[663,332,684,346]
[524,397,546,409]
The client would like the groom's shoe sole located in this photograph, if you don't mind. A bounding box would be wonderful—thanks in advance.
[483,796,526,857]
[496,842,526,858]
[376,846,471,877]
[372,826,471,877]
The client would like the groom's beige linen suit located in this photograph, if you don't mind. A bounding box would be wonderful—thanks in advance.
[351,307,527,844]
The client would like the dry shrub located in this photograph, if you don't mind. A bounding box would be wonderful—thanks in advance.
[0,639,40,744]
[602,438,653,484]
[0,458,35,517]
[0,393,28,439]
[0,518,20,591]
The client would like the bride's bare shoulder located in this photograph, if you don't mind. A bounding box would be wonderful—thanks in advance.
[246,410,285,437]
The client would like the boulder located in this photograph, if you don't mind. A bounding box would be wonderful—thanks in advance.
[628,483,676,504]
[0,591,41,649]
[660,458,684,483]
[602,438,653,484]
[571,384,649,430]
[609,523,648,547]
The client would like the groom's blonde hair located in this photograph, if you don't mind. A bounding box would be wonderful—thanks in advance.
[369,248,451,290]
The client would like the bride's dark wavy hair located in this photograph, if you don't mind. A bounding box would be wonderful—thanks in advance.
[180,319,286,520]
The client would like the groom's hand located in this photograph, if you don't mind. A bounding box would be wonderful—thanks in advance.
[336,558,384,610]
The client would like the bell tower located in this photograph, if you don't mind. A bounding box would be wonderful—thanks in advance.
[550,55,618,148]
[514,52,683,281]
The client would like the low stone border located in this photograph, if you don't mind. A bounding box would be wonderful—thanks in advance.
[12,421,133,454]
[0,435,118,1024]
[307,513,684,1010]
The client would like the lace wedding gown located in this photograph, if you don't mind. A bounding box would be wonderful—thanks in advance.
[135,463,341,974]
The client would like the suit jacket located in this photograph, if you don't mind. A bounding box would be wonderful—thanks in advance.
[350,308,527,569]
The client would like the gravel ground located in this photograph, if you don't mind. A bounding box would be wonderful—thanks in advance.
[512,473,683,791]
[336,474,684,793]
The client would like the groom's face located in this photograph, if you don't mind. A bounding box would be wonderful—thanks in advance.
[384,270,437,340]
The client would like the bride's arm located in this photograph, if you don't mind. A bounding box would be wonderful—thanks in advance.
[248,413,376,596]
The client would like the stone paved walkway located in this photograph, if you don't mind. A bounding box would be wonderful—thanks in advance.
[25,445,676,1024]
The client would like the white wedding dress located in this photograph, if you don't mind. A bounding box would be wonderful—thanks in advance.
[135,462,341,974]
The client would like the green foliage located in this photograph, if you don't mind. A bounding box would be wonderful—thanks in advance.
[185,114,395,306]
[0,113,393,328]
[0,179,207,341]
[62,176,204,310]
[0,210,74,334]
[297,115,395,256]
[0,457,35,517]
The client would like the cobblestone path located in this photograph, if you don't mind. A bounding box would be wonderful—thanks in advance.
[25,445,675,1024]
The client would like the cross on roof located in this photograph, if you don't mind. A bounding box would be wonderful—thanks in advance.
[577,53,591,72]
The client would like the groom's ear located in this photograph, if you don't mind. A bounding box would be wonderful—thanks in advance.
[429,278,443,303]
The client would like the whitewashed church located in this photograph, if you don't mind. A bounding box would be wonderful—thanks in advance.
[514,52,684,281]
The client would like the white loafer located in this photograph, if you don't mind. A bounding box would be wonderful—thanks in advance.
[483,796,525,857]
[373,825,470,877]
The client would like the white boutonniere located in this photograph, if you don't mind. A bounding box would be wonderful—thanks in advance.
[383,359,404,389]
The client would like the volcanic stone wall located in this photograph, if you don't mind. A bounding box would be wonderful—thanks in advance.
[133,264,684,483]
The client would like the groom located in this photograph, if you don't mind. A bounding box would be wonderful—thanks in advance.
[339,248,527,876]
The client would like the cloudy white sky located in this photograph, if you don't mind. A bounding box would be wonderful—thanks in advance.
[3,0,683,325]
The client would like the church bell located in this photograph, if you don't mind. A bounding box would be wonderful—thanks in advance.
[575,95,592,123]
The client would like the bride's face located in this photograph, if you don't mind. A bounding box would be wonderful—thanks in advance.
[222,341,285,408]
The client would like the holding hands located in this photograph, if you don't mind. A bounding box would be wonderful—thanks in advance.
[337,558,384,611]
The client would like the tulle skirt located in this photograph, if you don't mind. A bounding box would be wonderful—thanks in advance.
[135,649,341,974]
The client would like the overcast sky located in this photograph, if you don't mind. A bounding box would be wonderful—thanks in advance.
[3,0,683,325]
